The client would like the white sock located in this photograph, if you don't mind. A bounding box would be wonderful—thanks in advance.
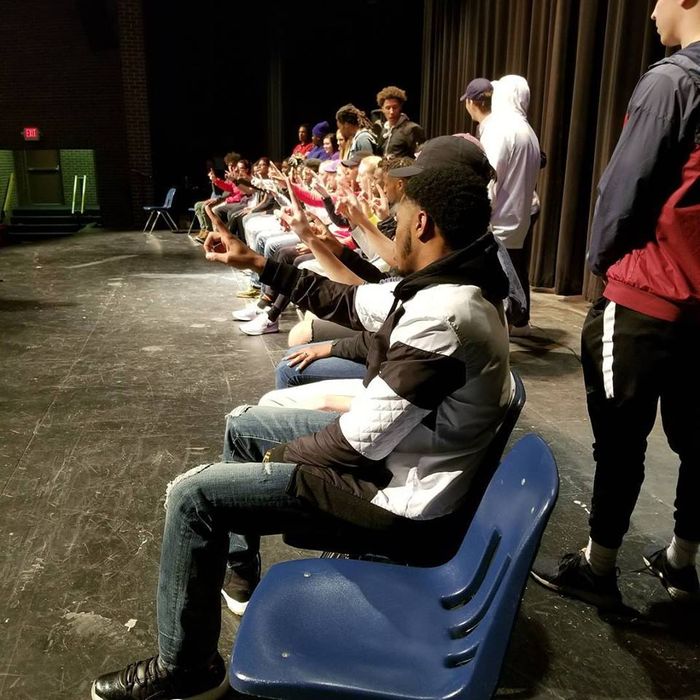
[584,538,618,576]
[666,536,699,570]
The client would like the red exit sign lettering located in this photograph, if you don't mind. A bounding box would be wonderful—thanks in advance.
[22,127,41,141]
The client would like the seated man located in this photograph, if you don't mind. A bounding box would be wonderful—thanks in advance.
[91,160,511,700]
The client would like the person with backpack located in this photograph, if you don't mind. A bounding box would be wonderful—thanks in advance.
[532,0,700,607]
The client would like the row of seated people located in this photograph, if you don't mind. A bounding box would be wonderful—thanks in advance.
[93,52,700,700]
[93,128,518,700]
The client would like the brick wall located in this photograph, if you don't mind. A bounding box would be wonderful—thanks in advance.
[0,0,152,228]
[60,150,99,209]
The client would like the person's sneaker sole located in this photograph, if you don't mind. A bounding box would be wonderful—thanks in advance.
[221,588,249,616]
[232,306,269,322]
[239,320,279,336]
[530,568,622,609]
[642,552,699,602]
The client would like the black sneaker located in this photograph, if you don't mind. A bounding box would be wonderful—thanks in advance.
[91,653,227,700]
[643,546,700,601]
[221,554,260,616]
[531,550,622,608]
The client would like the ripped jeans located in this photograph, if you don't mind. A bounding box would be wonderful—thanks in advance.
[157,405,338,670]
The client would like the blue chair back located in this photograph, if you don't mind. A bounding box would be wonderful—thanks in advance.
[231,434,558,699]
[163,187,176,209]
[435,434,559,695]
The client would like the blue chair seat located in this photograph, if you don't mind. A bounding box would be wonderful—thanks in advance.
[231,434,559,700]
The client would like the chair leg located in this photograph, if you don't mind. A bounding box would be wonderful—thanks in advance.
[149,211,163,233]
[164,211,179,232]
[187,214,196,235]
[143,211,155,232]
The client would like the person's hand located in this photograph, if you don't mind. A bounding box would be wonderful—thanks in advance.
[295,242,310,254]
[284,175,314,239]
[284,342,333,370]
[335,185,365,225]
[204,233,265,272]
[207,169,216,182]
[309,172,330,200]
[372,183,390,220]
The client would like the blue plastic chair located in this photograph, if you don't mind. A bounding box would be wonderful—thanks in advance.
[142,187,178,233]
[230,434,559,700]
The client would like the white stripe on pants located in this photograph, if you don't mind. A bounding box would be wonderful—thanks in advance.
[602,301,616,399]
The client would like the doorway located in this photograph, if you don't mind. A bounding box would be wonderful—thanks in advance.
[19,149,64,205]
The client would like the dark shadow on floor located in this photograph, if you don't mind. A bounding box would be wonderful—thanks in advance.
[606,599,700,699]
[0,298,78,312]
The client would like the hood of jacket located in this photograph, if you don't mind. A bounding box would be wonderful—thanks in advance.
[394,232,509,305]
[491,74,531,119]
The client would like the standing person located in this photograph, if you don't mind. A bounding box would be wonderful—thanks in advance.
[335,104,378,158]
[376,85,425,158]
[532,0,700,608]
[463,75,540,333]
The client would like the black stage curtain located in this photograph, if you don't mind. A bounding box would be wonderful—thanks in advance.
[420,0,664,299]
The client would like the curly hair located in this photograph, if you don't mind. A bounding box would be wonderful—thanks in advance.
[376,86,407,107]
[335,104,373,130]
[403,167,491,249]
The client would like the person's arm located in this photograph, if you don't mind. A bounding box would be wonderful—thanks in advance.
[281,315,464,471]
[588,67,687,276]
[212,177,235,193]
[337,246,389,283]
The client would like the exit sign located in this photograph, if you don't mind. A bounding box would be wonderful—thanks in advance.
[22,126,41,141]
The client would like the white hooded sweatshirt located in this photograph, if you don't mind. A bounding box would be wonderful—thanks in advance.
[479,75,541,249]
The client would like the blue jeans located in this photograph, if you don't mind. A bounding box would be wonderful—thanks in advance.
[275,343,367,389]
[157,405,339,669]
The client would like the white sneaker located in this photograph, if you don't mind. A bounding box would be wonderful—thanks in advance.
[231,303,268,322]
[239,315,279,335]
[221,589,249,616]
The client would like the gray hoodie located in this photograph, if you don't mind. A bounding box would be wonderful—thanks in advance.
[479,75,541,249]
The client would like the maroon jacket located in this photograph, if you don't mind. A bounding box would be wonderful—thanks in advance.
[589,47,700,323]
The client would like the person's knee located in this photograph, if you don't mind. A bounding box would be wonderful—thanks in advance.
[164,463,212,515]
[287,318,313,347]
[275,357,299,389]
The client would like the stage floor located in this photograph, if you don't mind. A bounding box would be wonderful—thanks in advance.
[1,230,698,699]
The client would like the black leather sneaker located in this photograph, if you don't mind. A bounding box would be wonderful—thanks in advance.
[531,549,622,609]
[91,653,227,700]
[221,553,260,616]
[643,546,700,601]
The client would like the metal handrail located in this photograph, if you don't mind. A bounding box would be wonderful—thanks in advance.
[1,172,15,223]
[71,175,87,214]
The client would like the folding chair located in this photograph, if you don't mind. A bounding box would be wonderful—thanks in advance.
[230,433,559,700]
[142,187,178,233]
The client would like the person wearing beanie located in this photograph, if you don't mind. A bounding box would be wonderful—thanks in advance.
[306,120,332,160]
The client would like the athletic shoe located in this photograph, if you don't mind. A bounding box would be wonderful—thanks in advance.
[221,555,260,616]
[509,323,533,337]
[643,546,700,601]
[239,315,279,335]
[531,549,622,608]
[236,287,260,299]
[231,303,268,322]
[91,653,227,700]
